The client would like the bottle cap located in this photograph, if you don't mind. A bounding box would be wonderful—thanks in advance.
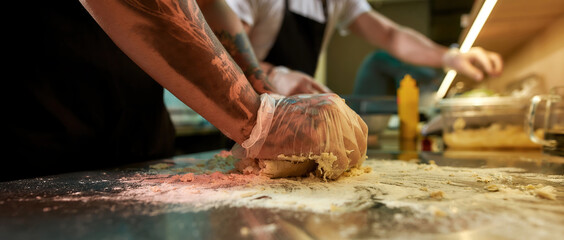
[400,74,416,88]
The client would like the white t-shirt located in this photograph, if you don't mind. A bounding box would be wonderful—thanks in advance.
[225,0,372,61]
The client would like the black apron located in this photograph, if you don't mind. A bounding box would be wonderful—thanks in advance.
[5,1,175,181]
[264,0,328,76]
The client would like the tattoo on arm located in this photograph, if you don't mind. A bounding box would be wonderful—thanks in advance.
[120,0,258,123]
[215,30,275,94]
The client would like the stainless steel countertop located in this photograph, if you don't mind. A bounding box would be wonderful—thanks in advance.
[1,147,562,239]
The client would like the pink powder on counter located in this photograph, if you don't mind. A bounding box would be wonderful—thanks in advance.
[143,171,271,189]
[141,150,273,189]
[216,150,233,158]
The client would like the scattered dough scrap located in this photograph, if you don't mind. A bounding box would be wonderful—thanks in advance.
[485,184,500,192]
[535,186,556,200]
[430,191,445,200]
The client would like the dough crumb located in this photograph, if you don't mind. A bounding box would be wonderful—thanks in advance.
[430,191,445,200]
[180,173,195,182]
[340,166,373,178]
[485,184,500,192]
[240,227,250,237]
[535,186,556,200]
[434,209,447,217]
[428,206,447,217]
[477,176,493,183]
[523,184,544,190]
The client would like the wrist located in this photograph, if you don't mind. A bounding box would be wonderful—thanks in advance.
[241,93,277,158]
[242,92,262,139]
[241,113,258,144]
[441,46,460,71]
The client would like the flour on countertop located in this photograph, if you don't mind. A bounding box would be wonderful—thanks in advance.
[124,156,562,209]
[53,152,564,238]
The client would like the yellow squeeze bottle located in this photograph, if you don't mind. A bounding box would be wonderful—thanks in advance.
[397,74,419,140]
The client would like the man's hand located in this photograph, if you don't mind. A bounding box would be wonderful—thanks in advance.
[269,66,333,96]
[234,93,368,179]
[443,47,503,81]
[350,11,504,81]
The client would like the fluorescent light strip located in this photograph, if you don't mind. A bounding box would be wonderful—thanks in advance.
[435,0,498,100]
[460,0,498,53]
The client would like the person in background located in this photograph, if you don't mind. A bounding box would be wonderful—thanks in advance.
[4,0,367,181]
[353,50,441,119]
[354,50,439,97]
[225,0,503,95]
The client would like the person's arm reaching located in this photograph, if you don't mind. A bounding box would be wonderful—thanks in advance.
[196,0,275,94]
[349,11,503,81]
[80,0,259,144]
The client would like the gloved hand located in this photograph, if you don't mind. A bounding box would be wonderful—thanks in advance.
[269,66,333,96]
[233,93,368,179]
[442,47,503,81]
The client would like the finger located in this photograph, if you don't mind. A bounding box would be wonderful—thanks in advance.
[467,49,494,75]
[488,52,503,76]
[292,78,323,95]
[289,83,314,95]
[457,59,484,81]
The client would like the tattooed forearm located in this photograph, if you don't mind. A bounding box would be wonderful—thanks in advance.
[215,30,275,93]
[121,1,247,103]
[194,0,275,94]
[107,0,260,141]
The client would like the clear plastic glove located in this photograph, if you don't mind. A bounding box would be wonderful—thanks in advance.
[233,93,368,179]
[269,66,333,96]
[442,47,503,81]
